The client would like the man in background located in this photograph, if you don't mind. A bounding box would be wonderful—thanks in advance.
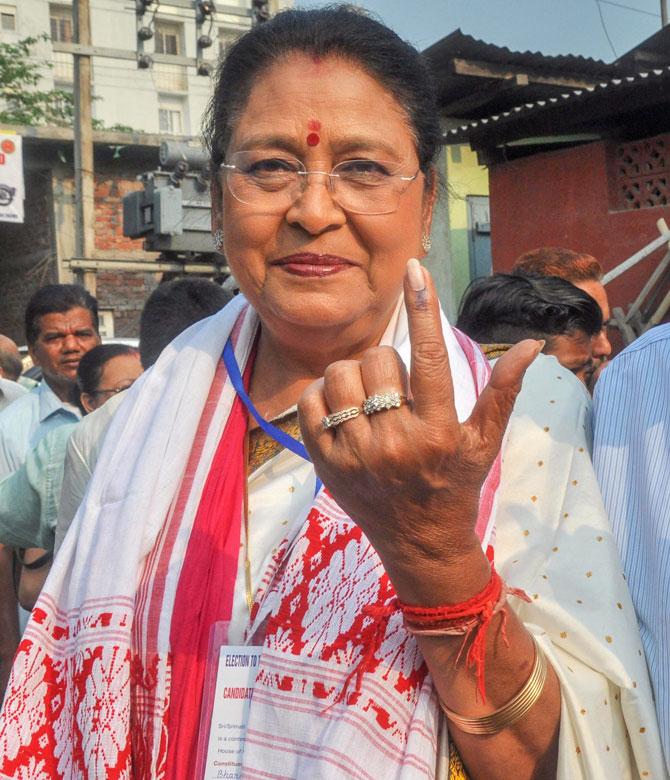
[456,273,602,387]
[0,335,27,413]
[57,277,232,548]
[593,323,670,772]
[0,284,99,698]
[0,285,100,477]
[512,247,612,371]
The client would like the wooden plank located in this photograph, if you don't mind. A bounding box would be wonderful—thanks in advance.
[67,258,226,274]
[442,74,529,116]
[52,42,197,67]
[602,230,670,284]
[451,58,601,90]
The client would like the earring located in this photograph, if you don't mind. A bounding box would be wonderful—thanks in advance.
[421,233,432,253]
[212,229,223,251]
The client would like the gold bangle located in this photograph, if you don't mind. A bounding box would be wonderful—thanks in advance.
[440,636,548,735]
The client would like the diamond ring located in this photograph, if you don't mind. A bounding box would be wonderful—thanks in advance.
[362,392,407,416]
[322,406,361,430]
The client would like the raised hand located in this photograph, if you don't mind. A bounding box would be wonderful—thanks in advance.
[298,259,541,604]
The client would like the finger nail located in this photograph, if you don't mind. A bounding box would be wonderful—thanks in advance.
[407,258,426,292]
[535,339,546,354]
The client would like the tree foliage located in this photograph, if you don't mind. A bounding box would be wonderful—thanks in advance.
[0,35,138,132]
[0,36,75,126]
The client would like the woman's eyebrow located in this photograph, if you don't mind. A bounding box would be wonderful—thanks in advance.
[236,133,404,161]
[330,136,402,159]
[236,134,303,156]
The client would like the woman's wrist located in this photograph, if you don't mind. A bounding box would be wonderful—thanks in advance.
[379,535,491,606]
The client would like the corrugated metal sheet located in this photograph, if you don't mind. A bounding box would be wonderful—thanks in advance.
[423,29,632,121]
[444,65,670,145]
[424,29,621,80]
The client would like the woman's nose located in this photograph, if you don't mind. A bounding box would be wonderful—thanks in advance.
[285,173,347,235]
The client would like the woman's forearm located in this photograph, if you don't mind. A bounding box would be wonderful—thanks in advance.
[387,545,561,780]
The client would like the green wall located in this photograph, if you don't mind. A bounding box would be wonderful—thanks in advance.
[444,144,489,310]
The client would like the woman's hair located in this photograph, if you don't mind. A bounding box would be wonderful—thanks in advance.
[203,6,441,174]
[456,273,603,345]
[76,343,139,397]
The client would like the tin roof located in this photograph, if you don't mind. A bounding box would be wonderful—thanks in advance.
[423,29,630,122]
[425,29,619,80]
[444,64,670,150]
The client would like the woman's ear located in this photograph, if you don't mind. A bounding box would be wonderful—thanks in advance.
[80,393,96,414]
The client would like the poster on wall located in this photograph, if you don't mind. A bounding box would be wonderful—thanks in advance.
[0,133,25,224]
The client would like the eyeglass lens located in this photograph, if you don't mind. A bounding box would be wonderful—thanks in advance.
[223,151,416,215]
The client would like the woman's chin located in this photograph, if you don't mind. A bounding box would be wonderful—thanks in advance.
[262,294,370,335]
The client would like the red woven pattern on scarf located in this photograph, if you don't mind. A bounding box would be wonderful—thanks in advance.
[262,505,428,729]
[0,600,147,779]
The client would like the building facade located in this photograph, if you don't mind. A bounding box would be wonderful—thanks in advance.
[0,1,289,343]
[424,29,629,315]
[0,0,289,136]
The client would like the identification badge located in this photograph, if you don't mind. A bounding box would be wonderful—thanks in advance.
[195,623,262,780]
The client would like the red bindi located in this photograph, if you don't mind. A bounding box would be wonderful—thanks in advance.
[306,132,320,146]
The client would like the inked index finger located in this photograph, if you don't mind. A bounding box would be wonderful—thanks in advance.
[404,258,457,427]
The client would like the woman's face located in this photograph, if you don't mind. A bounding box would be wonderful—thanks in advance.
[81,352,143,413]
[213,54,435,347]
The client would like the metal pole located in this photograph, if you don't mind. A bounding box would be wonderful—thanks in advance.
[662,0,668,27]
[73,0,96,295]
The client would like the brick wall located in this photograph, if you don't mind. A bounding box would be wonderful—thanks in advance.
[94,176,144,253]
[93,174,160,336]
[0,155,186,342]
[96,271,160,337]
[0,170,58,343]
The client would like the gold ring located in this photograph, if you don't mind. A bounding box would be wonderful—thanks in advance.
[322,406,361,430]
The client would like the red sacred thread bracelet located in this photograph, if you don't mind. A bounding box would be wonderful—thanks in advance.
[398,566,531,702]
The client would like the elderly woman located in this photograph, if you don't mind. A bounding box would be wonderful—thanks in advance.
[0,8,664,779]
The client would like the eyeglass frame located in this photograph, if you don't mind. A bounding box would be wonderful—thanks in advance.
[87,383,135,397]
[218,152,421,216]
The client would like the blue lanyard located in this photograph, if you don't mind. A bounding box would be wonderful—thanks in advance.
[223,338,322,496]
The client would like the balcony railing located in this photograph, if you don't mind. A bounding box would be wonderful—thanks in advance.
[152,63,187,93]
[52,51,73,84]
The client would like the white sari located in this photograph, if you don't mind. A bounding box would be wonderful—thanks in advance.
[0,298,664,779]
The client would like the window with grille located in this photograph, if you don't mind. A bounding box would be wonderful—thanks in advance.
[155,21,182,56]
[218,27,243,58]
[0,6,16,31]
[159,104,184,135]
[611,135,669,211]
[49,4,73,43]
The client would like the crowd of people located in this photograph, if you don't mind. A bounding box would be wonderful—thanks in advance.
[0,6,668,779]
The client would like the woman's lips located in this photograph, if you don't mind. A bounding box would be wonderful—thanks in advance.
[272,253,355,277]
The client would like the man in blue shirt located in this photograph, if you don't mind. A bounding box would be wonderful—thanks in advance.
[593,323,670,773]
[0,335,27,414]
[0,286,100,477]
[0,284,99,697]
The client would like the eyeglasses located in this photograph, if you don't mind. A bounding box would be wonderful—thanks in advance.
[220,151,419,215]
[89,382,135,397]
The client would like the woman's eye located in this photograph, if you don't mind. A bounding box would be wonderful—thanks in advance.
[338,160,392,180]
[246,158,298,175]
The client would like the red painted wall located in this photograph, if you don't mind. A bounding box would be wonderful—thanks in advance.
[489,140,670,324]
